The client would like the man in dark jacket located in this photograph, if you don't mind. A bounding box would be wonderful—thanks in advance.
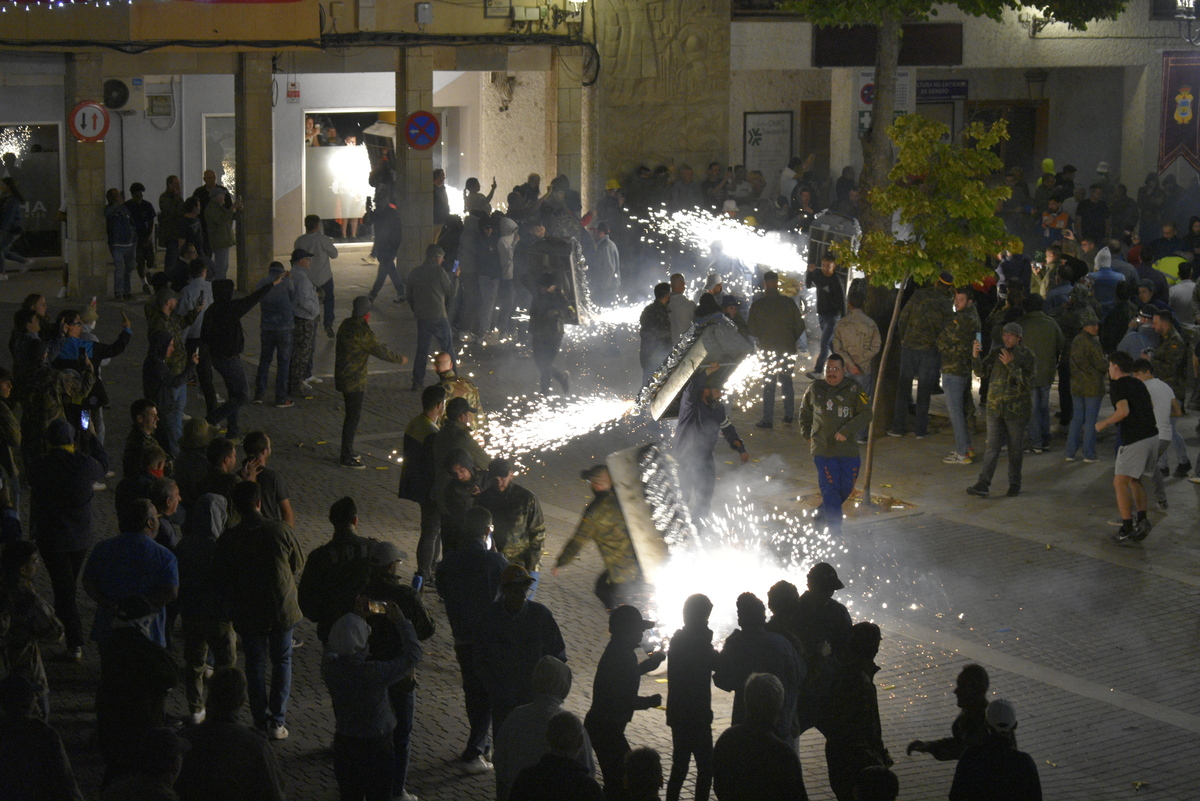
[510,711,604,801]
[123,398,163,478]
[529,271,572,394]
[432,395,491,520]
[908,663,991,761]
[794,563,852,733]
[824,623,891,801]
[441,450,487,554]
[143,331,196,456]
[334,296,408,468]
[406,243,459,391]
[585,605,664,801]
[949,699,1042,801]
[212,481,305,740]
[475,458,547,593]
[436,508,509,774]
[27,418,104,662]
[712,672,808,801]
[639,282,673,384]
[673,365,749,521]
[666,594,719,801]
[297,497,377,643]
[400,385,446,586]
[201,274,282,439]
[748,270,805,427]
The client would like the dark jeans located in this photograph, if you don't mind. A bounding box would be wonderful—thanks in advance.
[240,626,294,727]
[593,572,647,611]
[334,733,394,801]
[370,243,404,300]
[320,278,336,330]
[134,236,155,281]
[42,547,87,649]
[415,500,441,579]
[813,455,860,526]
[413,318,455,386]
[497,278,516,334]
[534,345,567,393]
[255,329,293,403]
[976,412,1027,491]
[453,643,492,760]
[586,717,631,801]
[761,365,795,423]
[477,275,499,334]
[666,723,713,801]
[187,338,218,418]
[182,614,236,714]
[341,391,365,460]
[391,687,415,797]
[110,244,136,296]
[209,356,249,437]
[825,741,884,801]
[814,313,840,373]
[891,347,940,436]
[1057,358,1073,425]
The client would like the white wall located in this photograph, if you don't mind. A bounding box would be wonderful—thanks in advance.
[480,71,549,208]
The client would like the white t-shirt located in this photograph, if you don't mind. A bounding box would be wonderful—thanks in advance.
[1141,376,1175,441]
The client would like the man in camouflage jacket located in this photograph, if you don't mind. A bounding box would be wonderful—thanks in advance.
[967,322,1036,498]
[334,296,408,468]
[1146,309,1191,476]
[475,458,547,592]
[798,355,872,530]
[434,351,486,434]
[889,274,953,437]
[553,465,643,610]
[936,287,982,463]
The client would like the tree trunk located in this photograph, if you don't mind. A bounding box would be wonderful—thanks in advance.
[862,270,909,506]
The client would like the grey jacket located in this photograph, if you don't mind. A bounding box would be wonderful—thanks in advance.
[290,265,321,321]
[294,231,338,287]
[321,618,421,739]
[407,258,459,321]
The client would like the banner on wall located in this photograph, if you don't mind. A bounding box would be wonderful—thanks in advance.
[1160,51,1200,173]
[743,112,792,187]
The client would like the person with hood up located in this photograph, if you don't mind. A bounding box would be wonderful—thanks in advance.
[673,361,749,522]
[322,607,422,801]
[200,273,283,440]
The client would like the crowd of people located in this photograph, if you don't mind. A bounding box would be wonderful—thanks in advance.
[0,147,1180,801]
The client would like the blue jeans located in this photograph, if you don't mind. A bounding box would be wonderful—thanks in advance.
[210,247,230,281]
[167,383,187,457]
[813,455,860,526]
[392,687,415,796]
[1159,418,1189,468]
[814,313,839,372]
[241,626,294,728]
[891,348,940,436]
[413,318,455,385]
[319,278,336,330]
[110,244,136,296]
[761,364,795,424]
[255,329,293,403]
[1066,395,1101,460]
[943,373,972,456]
[1026,384,1052,449]
[209,356,249,437]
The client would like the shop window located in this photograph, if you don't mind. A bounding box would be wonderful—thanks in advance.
[0,123,62,258]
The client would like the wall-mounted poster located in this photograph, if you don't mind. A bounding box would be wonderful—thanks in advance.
[743,111,792,189]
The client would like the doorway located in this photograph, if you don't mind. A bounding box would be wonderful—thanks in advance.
[800,101,832,192]
[0,123,62,257]
[965,100,1049,174]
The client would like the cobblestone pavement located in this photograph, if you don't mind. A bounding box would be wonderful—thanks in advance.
[9,253,1200,800]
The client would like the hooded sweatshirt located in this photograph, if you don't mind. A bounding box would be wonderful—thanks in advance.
[201,279,276,360]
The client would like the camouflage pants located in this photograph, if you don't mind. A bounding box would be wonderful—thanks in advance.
[288,317,318,396]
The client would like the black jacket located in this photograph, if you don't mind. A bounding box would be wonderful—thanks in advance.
[201,279,275,360]
[665,624,718,728]
[28,447,103,553]
[143,330,189,417]
[510,753,605,801]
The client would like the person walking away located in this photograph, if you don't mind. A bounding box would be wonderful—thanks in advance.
[322,606,421,801]
[712,673,809,801]
[529,271,572,394]
[1017,294,1065,453]
[1096,350,1159,544]
[297,496,376,643]
[639,283,673,385]
[368,163,405,304]
[824,623,892,801]
[1146,309,1191,476]
[434,351,485,432]
[966,323,1036,498]
[805,254,846,379]
[400,386,446,587]
[937,287,982,463]
[253,261,297,408]
[798,354,871,531]
[1131,358,1177,515]
[665,594,719,801]
[0,177,33,279]
[831,290,882,443]
[286,248,322,396]
[585,605,664,801]
[105,187,137,300]
[125,182,156,294]
[667,273,696,344]
[177,260,218,421]
[1065,309,1107,462]
[749,270,806,428]
[203,186,240,281]
[406,244,458,391]
[212,482,305,740]
[888,273,954,437]
[295,214,340,338]
[948,699,1042,801]
[334,296,408,468]
[201,273,283,440]
[158,175,185,275]
[592,221,621,305]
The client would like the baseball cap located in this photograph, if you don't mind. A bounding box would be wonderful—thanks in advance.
[291,247,314,262]
[446,396,479,418]
[704,273,722,292]
[488,457,513,478]
[352,296,373,317]
[1138,304,1157,318]
[1002,322,1023,336]
[501,564,535,586]
[719,294,741,308]
[986,698,1018,731]
[807,562,845,591]
[609,604,655,633]
[370,540,408,567]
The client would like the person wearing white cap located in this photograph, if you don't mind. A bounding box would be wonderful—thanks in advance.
[948,698,1042,801]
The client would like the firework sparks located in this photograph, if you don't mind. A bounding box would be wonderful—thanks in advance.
[484,393,636,466]
[642,209,808,278]
[722,352,791,411]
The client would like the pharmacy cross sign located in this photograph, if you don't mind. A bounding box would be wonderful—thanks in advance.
[404,111,440,151]
[69,101,110,143]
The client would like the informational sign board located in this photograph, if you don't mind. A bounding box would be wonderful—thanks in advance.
[916,79,968,103]
[286,81,300,103]
[743,111,792,187]
[68,101,109,143]
[403,110,440,150]
[856,69,915,133]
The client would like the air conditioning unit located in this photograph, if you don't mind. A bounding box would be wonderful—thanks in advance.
[102,77,145,114]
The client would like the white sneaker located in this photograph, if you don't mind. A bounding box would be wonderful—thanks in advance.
[398,792,419,801]
[190,708,207,725]
[942,453,973,465]
[91,481,107,491]
[461,756,493,774]
[307,376,323,384]
[266,722,289,740]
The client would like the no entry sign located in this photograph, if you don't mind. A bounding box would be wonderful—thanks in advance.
[69,101,110,143]
[404,110,440,151]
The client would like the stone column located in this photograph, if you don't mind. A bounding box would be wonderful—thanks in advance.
[235,52,274,290]
[398,48,435,276]
[63,53,108,299]
[829,68,862,176]
[554,46,583,189]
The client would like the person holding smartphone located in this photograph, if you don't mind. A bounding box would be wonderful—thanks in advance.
[966,322,1036,498]
[936,285,982,465]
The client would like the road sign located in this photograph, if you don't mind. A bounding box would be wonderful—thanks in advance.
[403,110,440,151]
[69,101,110,143]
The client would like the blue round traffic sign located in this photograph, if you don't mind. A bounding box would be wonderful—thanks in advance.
[404,111,440,151]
